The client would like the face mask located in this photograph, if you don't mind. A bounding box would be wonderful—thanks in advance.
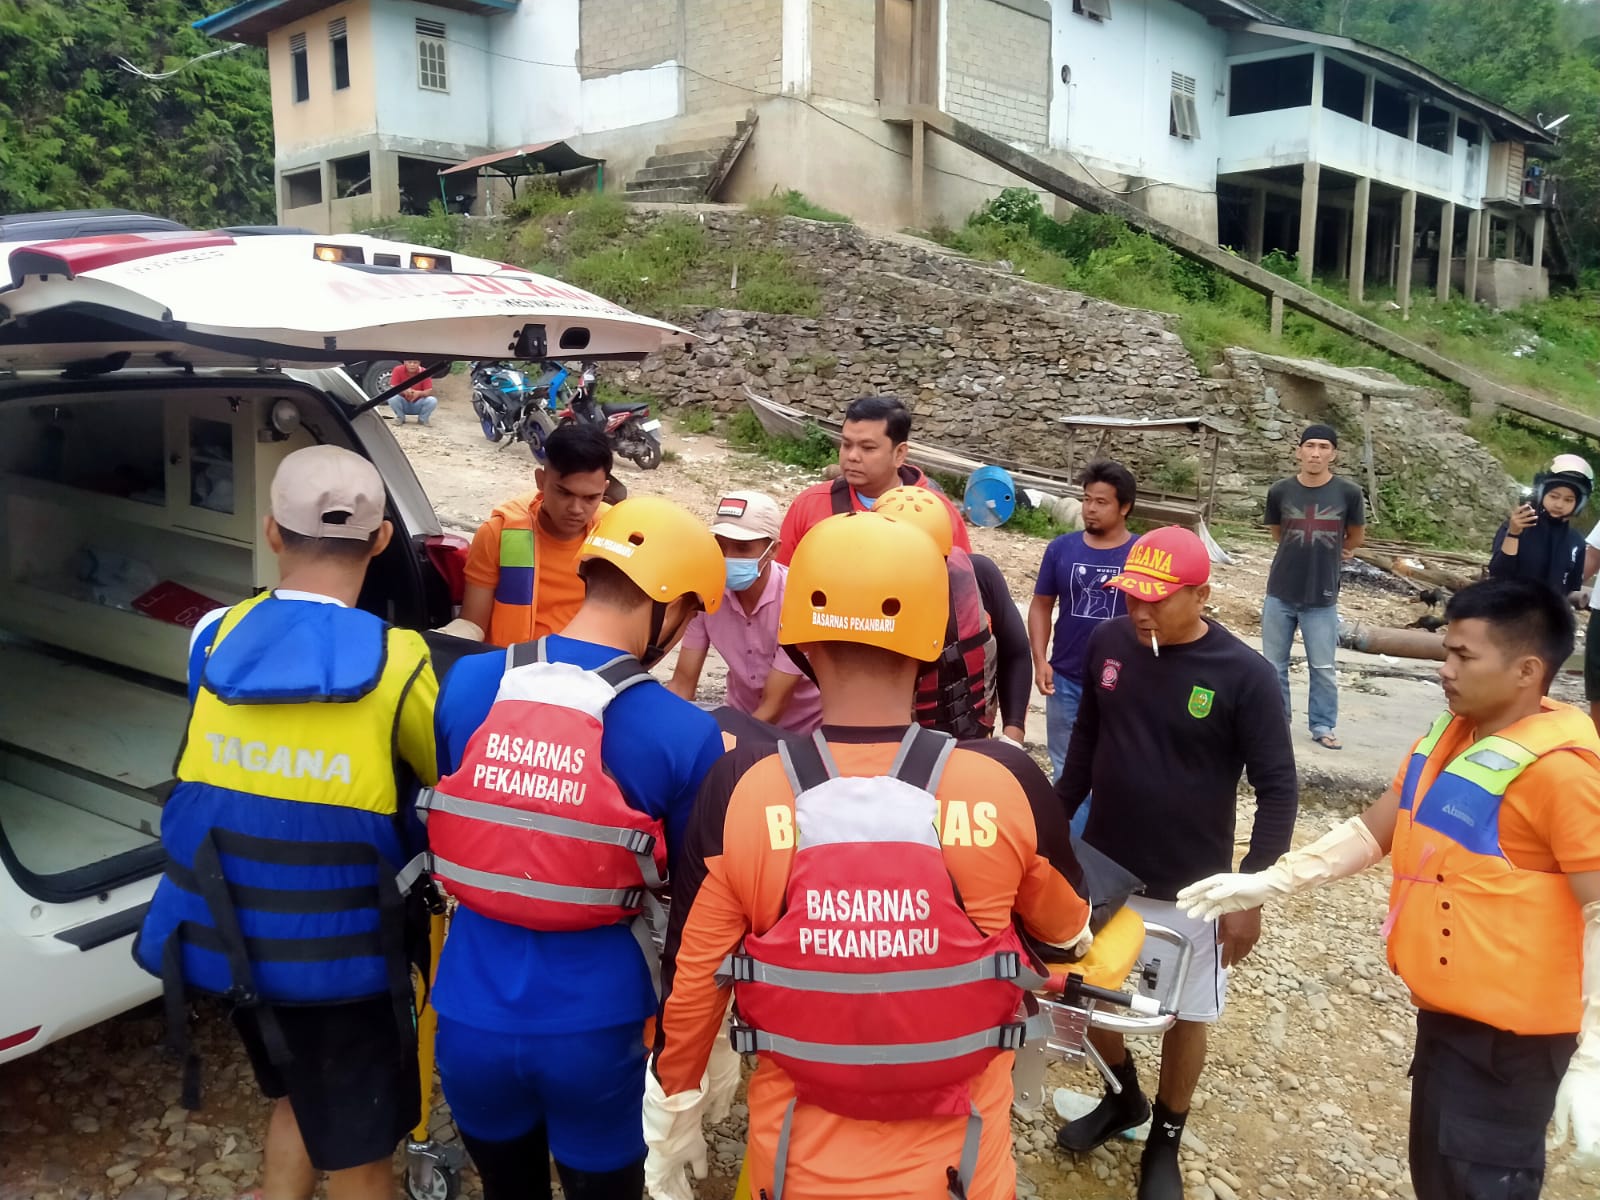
[726,555,765,592]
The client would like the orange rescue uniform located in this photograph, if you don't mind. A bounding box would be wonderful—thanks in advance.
[1387,700,1600,1036]
[463,492,603,647]
[655,730,1089,1200]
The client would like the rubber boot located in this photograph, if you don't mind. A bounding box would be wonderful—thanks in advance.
[1056,1052,1150,1153]
[1136,1099,1188,1200]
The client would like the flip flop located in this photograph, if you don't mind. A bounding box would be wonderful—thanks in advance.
[1313,734,1343,750]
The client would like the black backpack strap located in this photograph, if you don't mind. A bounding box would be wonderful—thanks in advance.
[829,475,854,515]
[889,724,956,792]
[593,653,654,697]
[778,731,840,797]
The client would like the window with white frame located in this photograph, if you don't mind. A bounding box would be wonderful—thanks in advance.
[1170,73,1200,140]
[416,18,447,92]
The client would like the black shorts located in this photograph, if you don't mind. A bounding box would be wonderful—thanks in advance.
[1407,1010,1575,1200]
[1584,609,1600,701]
[232,996,420,1172]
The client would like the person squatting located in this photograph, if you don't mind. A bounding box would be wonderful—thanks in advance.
[136,409,1600,1200]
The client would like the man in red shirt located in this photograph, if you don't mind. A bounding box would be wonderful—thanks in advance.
[775,395,969,565]
[388,359,437,425]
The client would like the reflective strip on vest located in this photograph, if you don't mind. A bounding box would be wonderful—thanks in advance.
[718,951,1048,994]
[429,853,644,910]
[730,1013,1051,1064]
[496,526,536,606]
[1399,712,1454,812]
[422,790,664,888]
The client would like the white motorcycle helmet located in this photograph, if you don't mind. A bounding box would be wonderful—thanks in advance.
[1536,454,1595,515]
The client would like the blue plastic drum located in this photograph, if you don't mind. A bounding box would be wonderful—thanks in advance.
[963,465,1017,528]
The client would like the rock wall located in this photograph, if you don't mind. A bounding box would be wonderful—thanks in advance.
[612,212,1512,538]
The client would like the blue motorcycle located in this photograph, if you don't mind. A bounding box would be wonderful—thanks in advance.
[469,360,568,460]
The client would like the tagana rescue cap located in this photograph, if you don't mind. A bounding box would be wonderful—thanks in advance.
[581,495,725,613]
[873,485,955,558]
[779,511,948,661]
[1300,423,1339,447]
[1103,525,1210,601]
[709,491,783,542]
[270,445,387,540]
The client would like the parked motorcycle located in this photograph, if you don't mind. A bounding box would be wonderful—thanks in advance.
[559,362,664,471]
[470,360,571,459]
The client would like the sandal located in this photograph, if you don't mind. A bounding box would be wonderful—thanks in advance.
[1313,733,1343,750]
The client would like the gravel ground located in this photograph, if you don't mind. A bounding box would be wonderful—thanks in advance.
[3,386,1590,1200]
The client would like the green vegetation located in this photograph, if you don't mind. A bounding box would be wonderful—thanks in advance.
[0,0,274,225]
[369,190,821,318]
[675,406,718,435]
[747,189,853,224]
[726,409,838,469]
[1007,503,1074,541]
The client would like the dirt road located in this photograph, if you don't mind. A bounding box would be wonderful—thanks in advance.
[3,382,1593,1200]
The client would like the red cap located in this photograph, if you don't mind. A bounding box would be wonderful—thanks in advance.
[1104,526,1210,600]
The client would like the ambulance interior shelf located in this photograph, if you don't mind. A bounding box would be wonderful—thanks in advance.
[0,391,298,684]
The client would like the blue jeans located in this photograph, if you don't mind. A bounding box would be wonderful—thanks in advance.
[389,394,438,423]
[1047,671,1091,837]
[1260,595,1340,738]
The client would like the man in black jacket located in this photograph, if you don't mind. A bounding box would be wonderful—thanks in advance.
[1054,525,1298,1200]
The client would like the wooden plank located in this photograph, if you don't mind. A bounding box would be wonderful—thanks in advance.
[905,107,1600,441]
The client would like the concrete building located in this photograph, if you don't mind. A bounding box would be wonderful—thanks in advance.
[199,0,1564,306]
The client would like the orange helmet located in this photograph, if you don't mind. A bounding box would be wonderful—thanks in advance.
[581,496,724,612]
[873,485,955,558]
[779,512,947,660]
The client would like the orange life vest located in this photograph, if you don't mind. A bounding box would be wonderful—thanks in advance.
[1387,703,1598,1035]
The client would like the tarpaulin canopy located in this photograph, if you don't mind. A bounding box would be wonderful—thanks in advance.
[439,141,604,179]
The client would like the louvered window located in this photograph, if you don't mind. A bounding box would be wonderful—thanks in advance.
[1073,0,1111,19]
[289,31,310,103]
[329,17,350,91]
[416,19,447,91]
[1170,73,1200,140]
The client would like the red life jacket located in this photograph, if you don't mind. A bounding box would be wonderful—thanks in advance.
[422,640,667,962]
[915,548,996,740]
[724,726,1049,1134]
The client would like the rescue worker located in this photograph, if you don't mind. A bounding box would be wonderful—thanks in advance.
[456,422,616,645]
[427,496,732,1200]
[645,511,1091,1200]
[875,485,1031,742]
[134,445,439,1200]
[775,395,969,564]
[1181,577,1600,1199]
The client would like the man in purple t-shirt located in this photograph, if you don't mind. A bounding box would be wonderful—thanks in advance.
[1029,461,1136,831]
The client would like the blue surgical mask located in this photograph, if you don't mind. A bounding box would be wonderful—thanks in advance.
[725,556,765,592]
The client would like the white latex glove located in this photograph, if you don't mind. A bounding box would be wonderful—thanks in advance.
[994,731,1025,750]
[1551,900,1600,1164]
[643,1067,708,1200]
[1177,816,1383,922]
[703,1009,743,1125]
[432,617,485,641]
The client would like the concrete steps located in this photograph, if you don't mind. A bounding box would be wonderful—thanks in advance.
[623,112,755,204]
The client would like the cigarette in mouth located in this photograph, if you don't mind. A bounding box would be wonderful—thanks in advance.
[1151,631,1160,658]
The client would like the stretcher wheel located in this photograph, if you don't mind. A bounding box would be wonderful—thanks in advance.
[404,1160,459,1200]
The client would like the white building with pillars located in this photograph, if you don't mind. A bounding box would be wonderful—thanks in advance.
[197,0,1566,307]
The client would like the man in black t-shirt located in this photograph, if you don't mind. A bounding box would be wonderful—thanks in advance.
[1054,526,1298,1200]
[1262,425,1365,751]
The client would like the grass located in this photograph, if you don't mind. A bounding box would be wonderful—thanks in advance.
[726,409,839,469]
[747,189,852,224]
[675,406,717,435]
[1007,503,1074,540]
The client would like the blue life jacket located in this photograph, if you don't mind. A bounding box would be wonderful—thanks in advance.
[133,592,434,1103]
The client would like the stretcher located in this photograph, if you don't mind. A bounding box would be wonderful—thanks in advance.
[404,909,465,1200]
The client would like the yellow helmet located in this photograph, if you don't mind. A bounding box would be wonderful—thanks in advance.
[873,485,954,558]
[779,512,947,660]
[582,496,724,613]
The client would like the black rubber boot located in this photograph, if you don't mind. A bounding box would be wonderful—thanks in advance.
[1136,1099,1188,1200]
[1056,1053,1151,1153]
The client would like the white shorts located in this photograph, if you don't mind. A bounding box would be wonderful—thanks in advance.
[1126,895,1229,1023]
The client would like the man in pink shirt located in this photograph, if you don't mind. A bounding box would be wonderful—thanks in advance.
[667,491,823,733]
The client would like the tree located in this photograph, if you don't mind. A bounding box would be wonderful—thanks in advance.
[0,0,273,226]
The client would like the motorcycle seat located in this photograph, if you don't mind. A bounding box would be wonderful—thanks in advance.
[602,401,651,416]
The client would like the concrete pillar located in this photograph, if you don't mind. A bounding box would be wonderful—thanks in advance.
[1464,207,1483,303]
[1350,176,1371,302]
[1334,209,1351,282]
[1246,188,1267,263]
[910,119,925,231]
[374,150,402,219]
[1298,162,1321,280]
[1397,188,1417,317]
[1437,201,1455,302]
[1531,208,1547,269]
[1480,211,1494,258]
[1270,294,1285,337]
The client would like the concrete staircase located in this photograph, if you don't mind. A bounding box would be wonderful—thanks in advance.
[623,113,755,204]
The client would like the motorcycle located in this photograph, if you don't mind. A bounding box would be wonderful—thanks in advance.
[469,360,572,459]
[559,362,664,471]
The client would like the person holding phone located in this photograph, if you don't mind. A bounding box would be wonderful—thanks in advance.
[1489,454,1592,602]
